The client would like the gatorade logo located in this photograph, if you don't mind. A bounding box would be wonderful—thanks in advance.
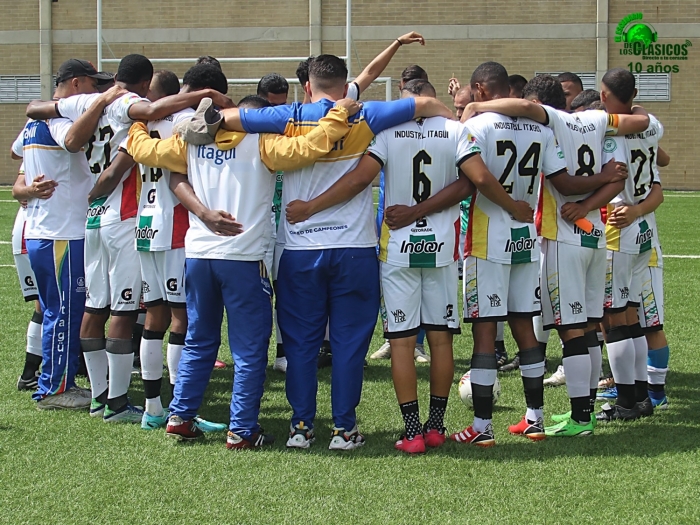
[166,278,178,292]
[147,189,156,204]
[24,276,34,287]
[121,288,133,301]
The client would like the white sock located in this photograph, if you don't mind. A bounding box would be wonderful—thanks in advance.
[84,349,108,399]
[140,338,164,381]
[106,338,134,401]
[607,338,636,385]
[145,395,164,416]
[167,343,184,385]
[632,336,648,382]
[563,354,591,399]
[526,408,544,422]
[533,315,549,344]
[473,417,491,433]
[27,320,43,357]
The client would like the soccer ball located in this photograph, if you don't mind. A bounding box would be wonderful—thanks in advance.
[458,370,501,408]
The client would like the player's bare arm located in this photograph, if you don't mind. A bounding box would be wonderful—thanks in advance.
[657,146,671,167]
[548,160,627,197]
[461,98,547,124]
[169,172,243,236]
[458,153,533,223]
[560,180,625,223]
[614,106,650,135]
[63,86,128,152]
[88,149,135,204]
[286,152,381,224]
[353,32,425,94]
[127,89,234,122]
[608,182,664,229]
[384,171,474,230]
[12,173,57,201]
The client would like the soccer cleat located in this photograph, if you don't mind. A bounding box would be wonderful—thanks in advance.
[194,416,227,432]
[545,417,594,437]
[595,402,640,422]
[17,372,40,391]
[90,399,106,417]
[596,386,618,400]
[166,415,204,441]
[214,359,227,369]
[329,425,365,450]
[317,347,332,368]
[423,426,447,448]
[395,434,426,454]
[226,430,275,450]
[636,397,654,417]
[543,365,566,386]
[450,424,495,447]
[286,422,315,449]
[273,357,287,373]
[649,394,669,410]
[370,341,392,360]
[141,410,169,430]
[495,348,508,368]
[36,387,91,411]
[414,344,430,363]
[499,354,520,372]
[509,417,546,441]
[550,411,597,427]
[103,403,144,423]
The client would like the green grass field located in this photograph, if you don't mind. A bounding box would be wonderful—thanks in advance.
[0,188,699,524]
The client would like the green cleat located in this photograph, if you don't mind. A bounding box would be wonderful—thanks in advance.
[545,417,594,437]
[551,411,597,428]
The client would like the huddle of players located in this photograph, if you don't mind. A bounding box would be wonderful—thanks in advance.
[11,37,669,452]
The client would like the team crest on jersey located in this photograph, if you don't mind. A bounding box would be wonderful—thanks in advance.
[603,138,617,153]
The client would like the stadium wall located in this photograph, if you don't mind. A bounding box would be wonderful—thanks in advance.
[1,0,698,189]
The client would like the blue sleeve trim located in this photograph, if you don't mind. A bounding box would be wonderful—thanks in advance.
[362,98,415,135]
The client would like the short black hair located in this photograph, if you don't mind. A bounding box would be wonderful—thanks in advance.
[182,63,228,94]
[508,74,528,97]
[570,89,601,111]
[257,73,289,97]
[522,74,566,110]
[400,79,436,97]
[238,95,272,109]
[401,64,429,84]
[152,70,180,97]
[586,100,606,111]
[196,56,222,71]
[470,61,509,95]
[602,67,636,103]
[308,54,348,91]
[557,72,583,90]
[116,54,154,85]
[296,57,312,85]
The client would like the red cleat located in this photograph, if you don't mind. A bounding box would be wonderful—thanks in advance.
[423,427,447,448]
[226,430,275,449]
[166,415,204,441]
[449,424,495,447]
[214,360,227,369]
[508,417,546,441]
[394,434,426,454]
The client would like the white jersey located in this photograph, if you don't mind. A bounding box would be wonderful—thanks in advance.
[17,119,92,240]
[461,113,566,264]
[369,117,463,268]
[58,92,147,229]
[604,115,663,254]
[185,135,275,261]
[539,107,618,249]
[136,108,193,252]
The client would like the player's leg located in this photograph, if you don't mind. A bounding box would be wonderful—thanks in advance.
[421,262,459,447]
[584,247,606,414]
[27,239,89,409]
[166,258,223,441]
[277,249,329,448]
[326,247,379,450]
[80,227,110,416]
[15,249,42,390]
[639,255,668,408]
[165,247,188,395]
[381,263,422,452]
[222,260,274,449]
[628,251,654,415]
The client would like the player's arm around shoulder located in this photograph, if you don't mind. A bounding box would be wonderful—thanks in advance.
[88,149,135,204]
[610,105,650,136]
[127,121,188,174]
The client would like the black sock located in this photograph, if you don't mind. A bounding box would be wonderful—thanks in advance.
[635,380,649,403]
[95,389,108,405]
[616,384,637,409]
[143,378,162,400]
[590,388,597,412]
[169,383,175,398]
[106,393,128,412]
[276,343,285,358]
[399,400,421,439]
[21,353,42,380]
[425,395,448,430]
[321,340,331,353]
[571,396,590,424]
[495,340,506,353]
[648,383,665,393]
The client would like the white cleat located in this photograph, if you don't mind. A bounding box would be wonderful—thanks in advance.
[543,365,566,387]
[273,357,287,373]
[36,387,91,410]
[369,341,392,360]
[328,425,365,450]
[414,343,430,363]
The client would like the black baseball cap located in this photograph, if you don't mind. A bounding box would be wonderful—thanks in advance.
[55,59,114,86]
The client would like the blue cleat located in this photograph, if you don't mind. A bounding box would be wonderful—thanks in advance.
[194,416,227,432]
[596,386,617,400]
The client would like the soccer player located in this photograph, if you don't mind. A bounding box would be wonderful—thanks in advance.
[558,72,584,112]
[508,74,527,98]
[570,89,601,112]
[257,73,289,106]
[285,79,472,453]
[26,54,231,422]
[462,73,649,436]
[451,62,567,446]
[12,59,115,409]
[208,54,452,450]
[128,94,361,448]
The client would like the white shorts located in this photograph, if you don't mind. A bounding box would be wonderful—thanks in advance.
[638,248,664,331]
[540,239,606,331]
[463,256,540,322]
[380,261,460,337]
[13,252,38,302]
[604,249,652,313]
[85,220,142,315]
[139,248,186,308]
